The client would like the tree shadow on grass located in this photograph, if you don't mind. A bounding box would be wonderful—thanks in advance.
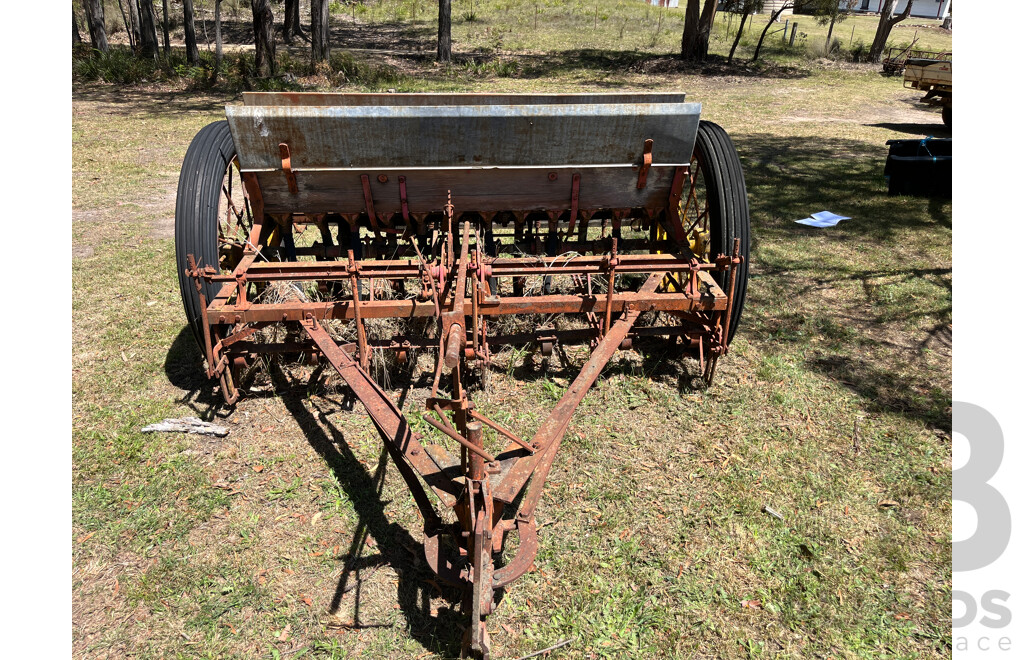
[162,323,466,653]
[164,324,293,418]
[269,362,467,658]
[164,326,233,419]
[733,132,951,243]
[731,133,951,429]
[515,49,811,81]
[187,16,436,54]
[867,122,950,138]
[73,82,235,116]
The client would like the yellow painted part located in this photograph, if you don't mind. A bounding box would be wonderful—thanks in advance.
[654,224,678,292]
[658,197,710,292]
[691,228,709,260]
[265,226,281,247]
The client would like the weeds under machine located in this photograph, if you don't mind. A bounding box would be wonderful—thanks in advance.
[175,92,750,658]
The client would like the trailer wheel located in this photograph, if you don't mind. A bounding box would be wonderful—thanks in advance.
[679,120,751,344]
[175,121,252,347]
[942,104,951,128]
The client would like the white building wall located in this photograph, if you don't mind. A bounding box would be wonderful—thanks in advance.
[762,0,795,16]
[852,0,951,20]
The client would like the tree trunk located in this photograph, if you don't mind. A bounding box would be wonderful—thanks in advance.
[727,10,750,63]
[284,0,307,43]
[438,0,452,63]
[138,0,160,59]
[868,0,913,63]
[284,0,295,44]
[752,3,791,62]
[128,0,142,52]
[680,0,700,58]
[82,0,109,53]
[183,0,201,64]
[73,9,83,45]
[696,0,718,60]
[825,12,836,52]
[681,0,717,61]
[161,0,171,55]
[311,0,330,63]
[213,0,223,83]
[116,0,136,51]
[252,0,278,76]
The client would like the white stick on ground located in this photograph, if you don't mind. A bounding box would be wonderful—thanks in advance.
[141,417,229,437]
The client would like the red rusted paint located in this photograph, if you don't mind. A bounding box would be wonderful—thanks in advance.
[182,95,747,659]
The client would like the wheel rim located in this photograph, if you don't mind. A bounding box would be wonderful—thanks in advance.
[680,150,712,262]
[217,155,252,274]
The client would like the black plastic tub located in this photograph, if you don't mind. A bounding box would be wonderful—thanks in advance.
[884,137,951,198]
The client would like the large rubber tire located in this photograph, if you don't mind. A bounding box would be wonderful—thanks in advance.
[692,120,750,344]
[175,121,238,348]
[942,104,951,128]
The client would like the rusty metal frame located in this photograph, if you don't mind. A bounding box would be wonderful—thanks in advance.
[183,93,746,660]
[187,202,740,658]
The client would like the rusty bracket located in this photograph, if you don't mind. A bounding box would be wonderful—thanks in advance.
[566,172,581,237]
[720,237,742,349]
[663,166,688,243]
[398,175,411,223]
[492,517,538,588]
[636,138,653,189]
[536,326,557,357]
[685,257,701,299]
[278,143,298,195]
[469,507,494,657]
[602,238,619,337]
[360,174,382,238]
[240,172,266,251]
[347,249,370,370]
[187,254,218,379]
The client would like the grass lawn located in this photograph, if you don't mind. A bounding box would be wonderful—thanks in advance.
[72,6,951,658]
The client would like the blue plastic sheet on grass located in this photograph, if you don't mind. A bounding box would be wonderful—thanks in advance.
[795,211,850,228]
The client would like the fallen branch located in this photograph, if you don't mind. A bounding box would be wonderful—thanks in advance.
[141,417,229,437]
[516,638,573,660]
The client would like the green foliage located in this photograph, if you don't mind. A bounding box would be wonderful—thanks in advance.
[721,0,766,13]
[72,44,308,92]
[847,38,868,61]
[73,47,158,85]
[328,51,408,88]
[460,56,522,77]
[806,0,855,26]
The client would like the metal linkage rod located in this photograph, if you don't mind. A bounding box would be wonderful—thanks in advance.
[423,414,497,464]
[468,409,535,454]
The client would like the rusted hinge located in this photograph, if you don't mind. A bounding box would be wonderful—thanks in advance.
[360,174,382,238]
[636,138,653,189]
[279,143,298,194]
[567,172,581,236]
[399,175,411,223]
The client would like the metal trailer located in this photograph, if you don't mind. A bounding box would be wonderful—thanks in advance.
[904,54,951,127]
[174,92,750,658]
[885,47,952,127]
